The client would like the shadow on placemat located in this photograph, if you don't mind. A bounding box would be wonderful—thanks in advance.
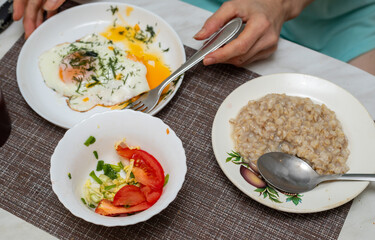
[0,1,351,239]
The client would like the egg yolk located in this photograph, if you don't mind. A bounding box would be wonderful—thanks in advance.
[125,6,133,16]
[59,51,96,84]
[101,25,171,91]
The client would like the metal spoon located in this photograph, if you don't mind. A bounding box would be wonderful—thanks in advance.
[257,152,375,193]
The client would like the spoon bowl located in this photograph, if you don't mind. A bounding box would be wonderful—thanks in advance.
[257,152,375,194]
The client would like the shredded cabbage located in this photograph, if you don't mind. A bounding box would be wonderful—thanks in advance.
[83,160,139,207]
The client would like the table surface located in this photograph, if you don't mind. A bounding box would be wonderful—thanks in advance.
[0,0,374,239]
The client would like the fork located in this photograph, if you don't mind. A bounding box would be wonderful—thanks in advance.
[125,17,243,113]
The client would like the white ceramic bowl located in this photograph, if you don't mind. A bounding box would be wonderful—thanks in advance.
[50,110,186,226]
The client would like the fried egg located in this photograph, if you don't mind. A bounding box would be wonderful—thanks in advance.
[39,34,149,112]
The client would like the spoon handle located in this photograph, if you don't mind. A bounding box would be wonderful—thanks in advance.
[336,174,375,181]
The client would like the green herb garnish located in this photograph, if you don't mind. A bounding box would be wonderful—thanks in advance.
[89,171,103,184]
[104,184,117,191]
[103,164,118,180]
[118,161,124,170]
[96,160,104,171]
[93,151,99,159]
[109,164,122,172]
[86,81,100,88]
[81,198,87,205]
[84,136,96,146]
[68,173,72,179]
[83,51,98,57]
[164,174,169,187]
[108,5,118,15]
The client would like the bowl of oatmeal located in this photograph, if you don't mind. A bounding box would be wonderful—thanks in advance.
[212,73,375,213]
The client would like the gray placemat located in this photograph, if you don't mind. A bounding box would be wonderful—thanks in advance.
[0,1,351,239]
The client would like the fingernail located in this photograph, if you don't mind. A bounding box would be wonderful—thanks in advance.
[43,0,59,11]
[194,28,206,39]
[203,57,215,65]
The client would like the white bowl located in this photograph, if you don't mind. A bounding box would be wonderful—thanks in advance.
[50,110,186,226]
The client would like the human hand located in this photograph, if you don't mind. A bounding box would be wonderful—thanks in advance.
[194,0,312,66]
[13,0,66,38]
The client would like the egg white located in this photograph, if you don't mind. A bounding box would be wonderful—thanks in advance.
[39,34,149,112]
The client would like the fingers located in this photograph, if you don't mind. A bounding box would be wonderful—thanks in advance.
[23,0,44,38]
[13,0,28,20]
[246,45,277,64]
[194,1,240,40]
[43,0,65,11]
[36,8,44,27]
[203,14,272,65]
[14,0,64,39]
[225,27,278,66]
[46,9,58,19]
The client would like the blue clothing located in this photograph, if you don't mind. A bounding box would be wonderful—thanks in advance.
[181,0,375,62]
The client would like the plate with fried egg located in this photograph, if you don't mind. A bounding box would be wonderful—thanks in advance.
[17,2,186,129]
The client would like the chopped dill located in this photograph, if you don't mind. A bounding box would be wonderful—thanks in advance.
[108,5,119,15]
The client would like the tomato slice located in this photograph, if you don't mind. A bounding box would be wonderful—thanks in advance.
[116,146,134,160]
[113,185,146,206]
[95,199,151,216]
[140,185,162,204]
[116,147,165,190]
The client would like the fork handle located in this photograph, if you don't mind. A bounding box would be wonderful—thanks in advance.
[156,17,243,95]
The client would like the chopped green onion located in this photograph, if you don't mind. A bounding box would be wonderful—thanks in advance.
[164,174,169,187]
[81,198,87,205]
[68,173,72,179]
[103,164,117,180]
[130,172,135,179]
[96,160,104,171]
[104,184,117,191]
[84,136,96,146]
[88,204,96,208]
[118,161,124,169]
[89,171,103,184]
[93,151,98,159]
[110,164,122,172]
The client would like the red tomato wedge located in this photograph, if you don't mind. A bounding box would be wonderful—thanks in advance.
[141,185,162,204]
[113,185,146,206]
[116,146,134,159]
[95,199,151,216]
[116,147,165,190]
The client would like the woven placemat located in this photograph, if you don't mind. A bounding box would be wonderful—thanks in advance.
[0,1,351,239]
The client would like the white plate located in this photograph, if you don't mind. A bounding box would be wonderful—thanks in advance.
[50,110,187,226]
[17,2,186,129]
[212,73,375,213]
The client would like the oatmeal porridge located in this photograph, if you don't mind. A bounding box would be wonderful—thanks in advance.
[230,93,349,174]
